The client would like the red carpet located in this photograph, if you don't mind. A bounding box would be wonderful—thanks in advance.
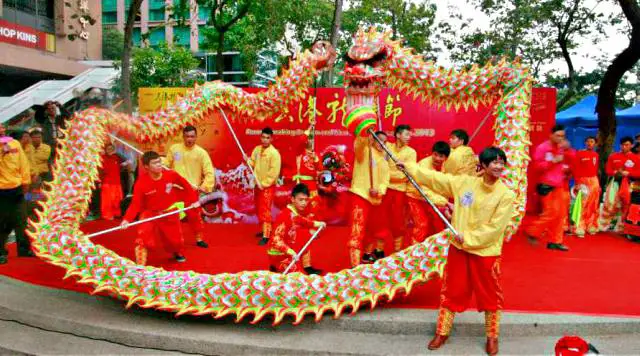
[2,218,640,317]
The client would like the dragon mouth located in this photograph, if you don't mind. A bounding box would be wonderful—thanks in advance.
[344,68,383,111]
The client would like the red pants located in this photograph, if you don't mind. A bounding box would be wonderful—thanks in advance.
[526,186,569,243]
[347,194,390,251]
[135,210,185,255]
[575,177,601,234]
[600,178,631,230]
[100,183,123,220]
[255,186,275,238]
[407,197,445,244]
[441,245,503,312]
[382,189,408,240]
[175,189,204,237]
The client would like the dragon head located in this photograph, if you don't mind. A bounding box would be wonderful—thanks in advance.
[343,27,396,109]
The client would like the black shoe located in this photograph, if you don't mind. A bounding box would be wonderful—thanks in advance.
[547,243,569,252]
[18,250,35,257]
[196,240,209,248]
[361,253,375,264]
[304,266,323,275]
[255,232,263,238]
[0,255,7,264]
[258,237,269,246]
[373,249,385,260]
[175,254,187,263]
[269,265,277,272]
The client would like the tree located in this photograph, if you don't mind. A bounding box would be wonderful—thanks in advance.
[197,0,252,80]
[102,28,125,60]
[322,0,343,87]
[113,44,203,106]
[121,0,145,113]
[344,0,438,56]
[439,0,610,98]
[597,0,640,160]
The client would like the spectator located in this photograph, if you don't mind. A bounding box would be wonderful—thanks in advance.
[0,123,33,264]
[35,100,70,153]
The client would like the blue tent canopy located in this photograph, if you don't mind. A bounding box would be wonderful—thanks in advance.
[556,95,598,126]
[618,103,640,125]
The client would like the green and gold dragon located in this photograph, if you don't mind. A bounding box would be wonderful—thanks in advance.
[29,27,532,324]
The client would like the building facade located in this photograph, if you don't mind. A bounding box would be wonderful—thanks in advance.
[102,0,277,86]
[0,0,103,95]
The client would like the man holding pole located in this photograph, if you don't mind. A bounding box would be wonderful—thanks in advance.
[406,141,450,245]
[403,146,514,356]
[571,136,600,237]
[121,151,200,265]
[165,125,215,248]
[383,124,417,254]
[347,131,391,267]
[246,127,281,246]
[267,183,326,273]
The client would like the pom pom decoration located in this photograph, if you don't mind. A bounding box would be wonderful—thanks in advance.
[343,105,378,137]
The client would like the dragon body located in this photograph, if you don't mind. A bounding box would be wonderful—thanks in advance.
[29,28,532,324]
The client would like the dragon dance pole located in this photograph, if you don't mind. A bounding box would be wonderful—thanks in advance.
[217,108,263,190]
[85,193,218,239]
[366,128,458,236]
[283,225,325,274]
[107,133,199,190]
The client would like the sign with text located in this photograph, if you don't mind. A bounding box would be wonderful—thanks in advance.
[138,87,189,114]
[130,87,555,225]
[0,19,54,52]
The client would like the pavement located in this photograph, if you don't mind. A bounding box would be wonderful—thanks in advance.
[1,275,639,355]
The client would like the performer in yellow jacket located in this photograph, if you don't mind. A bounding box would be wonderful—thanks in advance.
[382,124,417,255]
[247,127,282,246]
[405,146,514,356]
[348,131,391,267]
[444,129,478,176]
[406,141,450,245]
[0,124,32,264]
[165,125,215,248]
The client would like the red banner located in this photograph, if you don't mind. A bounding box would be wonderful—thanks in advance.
[0,19,53,51]
[146,87,555,224]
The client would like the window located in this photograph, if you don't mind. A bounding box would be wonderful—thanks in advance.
[102,12,117,24]
[149,10,164,21]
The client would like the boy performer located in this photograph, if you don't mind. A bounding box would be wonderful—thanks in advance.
[383,124,417,253]
[571,136,600,237]
[444,129,478,176]
[347,131,391,267]
[405,147,515,356]
[99,142,129,220]
[247,127,281,245]
[600,136,640,232]
[121,151,200,265]
[165,125,215,248]
[406,141,450,245]
[293,133,323,274]
[267,183,326,274]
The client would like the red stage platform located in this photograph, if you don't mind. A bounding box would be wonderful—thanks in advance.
[2,218,640,317]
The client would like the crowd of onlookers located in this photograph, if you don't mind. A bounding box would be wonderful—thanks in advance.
[525,125,640,252]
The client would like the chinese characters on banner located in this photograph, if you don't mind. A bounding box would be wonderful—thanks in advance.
[135,87,556,223]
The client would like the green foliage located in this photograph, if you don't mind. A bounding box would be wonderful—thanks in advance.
[103,28,125,60]
[113,44,204,105]
[439,0,611,81]
[343,0,437,56]
[548,65,640,111]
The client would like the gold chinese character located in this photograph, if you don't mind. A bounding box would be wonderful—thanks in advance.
[384,94,403,127]
[304,96,323,124]
[325,93,345,124]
